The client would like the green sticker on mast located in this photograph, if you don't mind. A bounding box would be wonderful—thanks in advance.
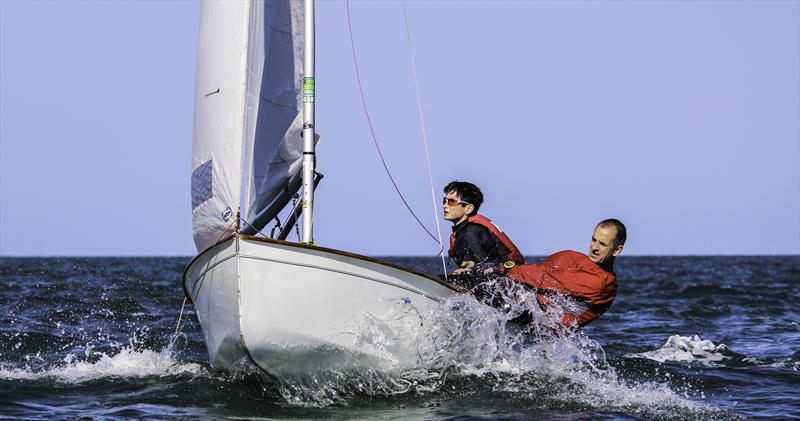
[303,77,315,103]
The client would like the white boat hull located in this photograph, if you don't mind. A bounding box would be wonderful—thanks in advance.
[184,235,458,378]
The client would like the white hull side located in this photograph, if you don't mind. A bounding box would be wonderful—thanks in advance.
[183,237,246,369]
[185,235,457,377]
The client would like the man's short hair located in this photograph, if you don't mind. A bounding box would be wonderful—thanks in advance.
[444,180,484,214]
[598,219,627,246]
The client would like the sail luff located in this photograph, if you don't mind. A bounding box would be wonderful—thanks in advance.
[242,0,306,234]
[236,1,256,233]
[240,0,262,227]
[193,1,309,248]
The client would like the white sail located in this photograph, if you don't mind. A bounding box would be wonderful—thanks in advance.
[242,1,306,229]
[191,1,251,251]
[185,0,461,378]
[191,0,305,252]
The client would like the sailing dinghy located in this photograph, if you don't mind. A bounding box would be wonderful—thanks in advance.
[183,0,459,378]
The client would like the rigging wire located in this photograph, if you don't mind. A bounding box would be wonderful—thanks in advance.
[345,0,440,245]
[400,0,449,279]
[174,297,188,335]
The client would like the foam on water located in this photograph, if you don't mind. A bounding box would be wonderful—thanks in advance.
[629,334,735,365]
[771,354,800,371]
[274,278,725,418]
[3,256,797,418]
[0,341,206,383]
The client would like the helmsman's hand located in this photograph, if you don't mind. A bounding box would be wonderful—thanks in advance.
[453,260,475,275]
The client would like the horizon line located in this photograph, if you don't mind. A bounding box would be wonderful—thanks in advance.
[1,253,798,259]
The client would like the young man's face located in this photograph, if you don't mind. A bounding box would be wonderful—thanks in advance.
[588,225,623,264]
[443,190,474,224]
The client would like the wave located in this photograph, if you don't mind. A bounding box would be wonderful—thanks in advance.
[270,280,729,419]
[769,351,800,371]
[0,343,206,384]
[628,335,737,365]
[675,284,748,298]
[625,334,779,370]
[0,274,738,419]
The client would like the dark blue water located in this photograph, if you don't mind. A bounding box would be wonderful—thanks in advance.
[1,256,798,419]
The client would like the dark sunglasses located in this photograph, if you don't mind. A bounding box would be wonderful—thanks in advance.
[443,197,470,206]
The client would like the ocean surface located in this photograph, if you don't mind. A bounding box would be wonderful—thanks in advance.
[0,255,798,420]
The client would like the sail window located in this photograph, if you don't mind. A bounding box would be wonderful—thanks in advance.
[191,160,213,210]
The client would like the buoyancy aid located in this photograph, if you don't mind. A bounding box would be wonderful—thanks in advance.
[449,214,525,265]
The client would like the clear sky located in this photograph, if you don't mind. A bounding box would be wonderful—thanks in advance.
[1,0,798,257]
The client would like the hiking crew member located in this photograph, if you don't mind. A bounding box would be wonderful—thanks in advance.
[473,219,626,328]
[508,219,625,327]
[443,181,524,275]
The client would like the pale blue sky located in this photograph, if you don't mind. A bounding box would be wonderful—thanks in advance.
[1,0,798,256]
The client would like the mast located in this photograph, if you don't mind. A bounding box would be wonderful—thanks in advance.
[301,0,316,243]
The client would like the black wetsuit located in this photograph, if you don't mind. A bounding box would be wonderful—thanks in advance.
[450,219,511,267]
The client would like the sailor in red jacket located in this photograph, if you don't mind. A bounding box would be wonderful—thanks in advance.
[443,181,524,275]
[474,219,626,328]
[510,219,625,327]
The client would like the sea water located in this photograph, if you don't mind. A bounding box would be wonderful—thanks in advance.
[0,256,798,419]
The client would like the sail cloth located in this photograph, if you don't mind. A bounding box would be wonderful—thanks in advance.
[191,1,305,252]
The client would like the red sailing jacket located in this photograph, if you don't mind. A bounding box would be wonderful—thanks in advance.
[508,250,617,327]
[449,214,525,265]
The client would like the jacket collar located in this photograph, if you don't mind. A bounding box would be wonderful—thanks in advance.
[452,217,470,233]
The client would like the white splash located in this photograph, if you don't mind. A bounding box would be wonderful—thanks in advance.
[0,345,205,383]
[277,279,720,417]
[414,292,712,416]
[630,334,731,365]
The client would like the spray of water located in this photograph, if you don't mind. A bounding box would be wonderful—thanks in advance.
[0,332,206,383]
[1,278,734,418]
[272,278,729,418]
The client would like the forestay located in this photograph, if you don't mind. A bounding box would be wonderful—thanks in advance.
[190,0,305,252]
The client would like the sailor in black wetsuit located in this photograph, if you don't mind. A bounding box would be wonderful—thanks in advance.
[450,218,510,267]
[443,181,524,275]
